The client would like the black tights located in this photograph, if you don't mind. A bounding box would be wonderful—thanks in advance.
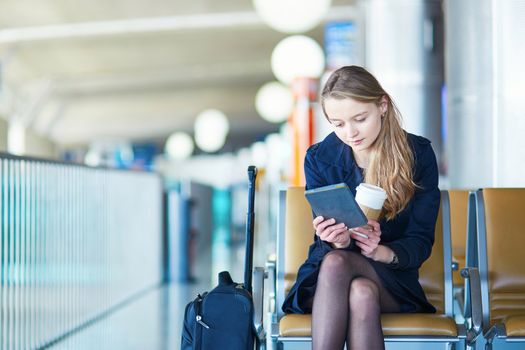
[310,250,401,350]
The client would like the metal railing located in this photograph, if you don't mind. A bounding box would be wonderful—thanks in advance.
[0,153,163,349]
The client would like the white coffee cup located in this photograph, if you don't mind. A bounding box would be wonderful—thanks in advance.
[355,183,387,238]
[355,183,387,215]
[354,184,387,237]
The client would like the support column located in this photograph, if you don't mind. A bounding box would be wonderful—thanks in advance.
[363,0,444,167]
[445,0,525,187]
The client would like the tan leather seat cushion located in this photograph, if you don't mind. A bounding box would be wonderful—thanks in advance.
[489,293,525,325]
[279,313,457,337]
[483,189,525,326]
[504,315,525,337]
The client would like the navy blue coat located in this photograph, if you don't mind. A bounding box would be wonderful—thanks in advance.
[282,131,440,314]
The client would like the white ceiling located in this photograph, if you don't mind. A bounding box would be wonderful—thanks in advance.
[0,0,355,148]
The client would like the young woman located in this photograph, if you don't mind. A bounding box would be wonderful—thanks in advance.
[281,66,440,350]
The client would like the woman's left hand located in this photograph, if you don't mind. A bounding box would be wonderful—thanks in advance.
[350,219,382,260]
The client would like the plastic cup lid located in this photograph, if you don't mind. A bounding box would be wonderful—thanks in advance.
[355,183,387,209]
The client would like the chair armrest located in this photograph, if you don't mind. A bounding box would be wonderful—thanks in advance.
[253,267,266,342]
[266,260,276,315]
[461,267,482,343]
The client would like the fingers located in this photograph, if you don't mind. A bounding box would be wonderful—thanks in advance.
[350,229,380,253]
[314,217,380,245]
[324,227,349,243]
[355,241,375,255]
[352,227,380,243]
[349,229,370,244]
[318,222,346,240]
[314,217,348,243]
[352,220,382,257]
[367,219,381,233]
[312,216,324,229]
[352,235,380,249]
[315,218,338,234]
[352,221,381,240]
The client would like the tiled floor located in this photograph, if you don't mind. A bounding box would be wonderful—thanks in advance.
[46,238,252,350]
[48,281,211,350]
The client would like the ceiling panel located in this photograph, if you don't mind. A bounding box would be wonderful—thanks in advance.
[0,0,356,147]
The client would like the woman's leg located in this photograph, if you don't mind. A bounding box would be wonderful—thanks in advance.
[347,277,399,350]
[311,250,400,350]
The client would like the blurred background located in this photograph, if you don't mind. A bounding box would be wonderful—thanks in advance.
[0,0,524,349]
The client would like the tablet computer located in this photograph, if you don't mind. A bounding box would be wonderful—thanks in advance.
[305,183,368,230]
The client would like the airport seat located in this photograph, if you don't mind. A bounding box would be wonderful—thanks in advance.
[464,189,525,349]
[268,187,466,349]
[449,190,470,287]
[448,190,472,317]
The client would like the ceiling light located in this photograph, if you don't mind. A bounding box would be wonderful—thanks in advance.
[271,35,325,84]
[255,81,293,123]
[253,0,332,33]
[194,109,230,153]
[165,132,194,160]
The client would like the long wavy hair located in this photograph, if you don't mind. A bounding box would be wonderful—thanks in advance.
[321,66,416,220]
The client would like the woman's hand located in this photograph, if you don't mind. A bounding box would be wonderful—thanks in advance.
[313,216,351,248]
[350,219,382,260]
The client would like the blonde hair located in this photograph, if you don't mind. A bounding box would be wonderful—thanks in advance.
[321,66,417,220]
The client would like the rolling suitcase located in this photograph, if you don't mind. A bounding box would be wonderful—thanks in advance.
[181,166,258,350]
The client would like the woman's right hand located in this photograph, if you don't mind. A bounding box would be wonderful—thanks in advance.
[313,216,351,248]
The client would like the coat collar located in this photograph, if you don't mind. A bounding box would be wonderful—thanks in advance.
[315,132,358,174]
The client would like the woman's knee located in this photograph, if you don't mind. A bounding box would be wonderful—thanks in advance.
[317,251,353,285]
[349,277,380,308]
[320,250,359,272]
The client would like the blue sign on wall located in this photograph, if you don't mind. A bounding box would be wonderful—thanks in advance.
[325,21,358,70]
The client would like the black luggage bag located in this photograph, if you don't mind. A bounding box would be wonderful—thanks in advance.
[181,166,259,350]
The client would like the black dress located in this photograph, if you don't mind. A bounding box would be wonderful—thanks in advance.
[282,132,440,314]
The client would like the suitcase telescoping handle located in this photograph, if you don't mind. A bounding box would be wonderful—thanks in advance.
[244,165,257,294]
